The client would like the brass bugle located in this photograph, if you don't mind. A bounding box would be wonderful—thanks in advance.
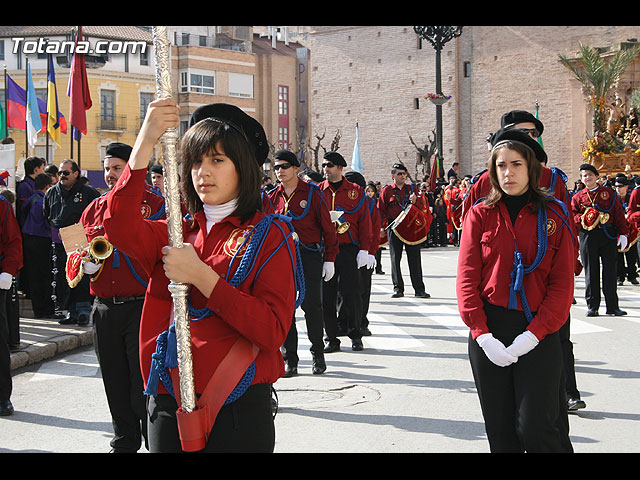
[330,210,350,234]
[87,236,113,262]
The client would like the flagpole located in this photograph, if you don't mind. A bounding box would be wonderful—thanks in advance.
[46,55,50,163]
[25,56,28,158]
[3,65,8,139]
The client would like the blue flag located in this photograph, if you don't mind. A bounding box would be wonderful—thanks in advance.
[351,122,363,173]
[26,63,42,148]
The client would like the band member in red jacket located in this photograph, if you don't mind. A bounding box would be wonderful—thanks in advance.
[456,128,574,452]
[74,142,165,452]
[0,193,22,416]
[378,163,430,298]
[318,152,372,352]
[571,163,628,317]
[268,149,338,376]
[99,100,299,453]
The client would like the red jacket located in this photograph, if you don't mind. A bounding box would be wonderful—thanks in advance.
[456,199,574,341]
[318,177,372,251]
[101,166,296,395]
[0,194,23,276]
[80,184,166,298]
[627,186,640,228]
[571,185,628,236]
[267,179,339,262]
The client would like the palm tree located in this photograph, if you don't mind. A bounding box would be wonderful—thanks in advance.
[559,42,640,133]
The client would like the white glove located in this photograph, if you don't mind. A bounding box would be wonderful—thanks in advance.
[476,333,518,367]
[505,330,539,358]
[618,235,628,251]
[0,272,12,290]
[322,261,335,282]
[82,261,102,275]
[356,250,369,269]
[367,254,376,270]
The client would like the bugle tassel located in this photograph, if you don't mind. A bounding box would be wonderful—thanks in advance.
[152,26,197,415]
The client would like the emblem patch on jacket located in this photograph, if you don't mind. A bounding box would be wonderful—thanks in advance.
[223,226,255,258]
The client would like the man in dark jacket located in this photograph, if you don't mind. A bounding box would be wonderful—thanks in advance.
[43,159,100,325]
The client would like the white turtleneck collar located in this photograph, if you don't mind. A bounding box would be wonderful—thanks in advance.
[203,198,238,233]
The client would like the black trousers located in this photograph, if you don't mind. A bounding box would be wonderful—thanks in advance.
[617,246,638,281]
[323,243,362,343]
[23,234,54,316]
[559,316,580,400]
[282,247,324,366]
[387,229,425,295]
[468,303,572,453]
[579,228,619,312]
[0,290,11,401]
[147,383,275,453]
[92,297,147,452]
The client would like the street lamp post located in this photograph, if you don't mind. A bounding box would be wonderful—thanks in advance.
[413,26,463,175]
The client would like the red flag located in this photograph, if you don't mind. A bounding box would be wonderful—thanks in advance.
[429,152,440,191]
[67,26,92,136]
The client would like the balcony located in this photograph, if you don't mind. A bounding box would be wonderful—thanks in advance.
[174,32,251,53]
[96,114,127,131]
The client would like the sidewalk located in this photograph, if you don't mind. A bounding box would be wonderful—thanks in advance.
[9,298,94,371]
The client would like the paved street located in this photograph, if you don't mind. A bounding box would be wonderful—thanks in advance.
[2,245,640,453]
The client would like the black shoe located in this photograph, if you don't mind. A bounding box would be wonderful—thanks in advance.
[630,278,639,285]
[283,364,298,378]
[617,279,624,286]
[606,309,627,316]
[391,291,404,298]
[567,397,586,411]
[312,354,327,375]
[76,314,90,326]
[9,344,21,353]
[415,291,430,298]
[586,309,599,317]
[323,341,340,353]
[360,327,372,336]
[58,314,76,325]
[0,399,14,416]
[375,270,385,275]
[351,339,364,351]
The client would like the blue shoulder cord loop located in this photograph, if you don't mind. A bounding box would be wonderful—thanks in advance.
[507,192,574,323]
[145,214,305,404]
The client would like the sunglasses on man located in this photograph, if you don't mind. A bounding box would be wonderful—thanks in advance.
[273,163,293,171]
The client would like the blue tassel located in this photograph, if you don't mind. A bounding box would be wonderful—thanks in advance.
[166,324,177,369]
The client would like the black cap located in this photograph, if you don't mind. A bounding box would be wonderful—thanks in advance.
[392,162,408,172]
[274,149,300,167]
[105,142,132,161]
[189,103,269,166]
[490,128,547,164]
[323,151,347,167]
[500,110,544,136]
[614,176,628,186]
[304,170,324,183]
[345,170,366,189]
[149,164,163,175]
[579,163,598,175]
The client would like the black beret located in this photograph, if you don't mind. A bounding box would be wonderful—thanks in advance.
[500,110,544,136]
[189,103,269,166]
[149,164,163,175]
[579,163,598,175]
[323,151,347,167]
[490,128,547,164]
[274,149,300,167]
[614,177,628,186]
[304,170,324,183]
[105,142,132,161]
[345,170,366,189]
[392,162,408,172]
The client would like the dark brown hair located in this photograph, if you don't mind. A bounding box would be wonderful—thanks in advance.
[484,140,548,212]
[178,119,261,223]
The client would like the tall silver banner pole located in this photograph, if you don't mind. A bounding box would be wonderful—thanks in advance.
[151,26,196,414]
